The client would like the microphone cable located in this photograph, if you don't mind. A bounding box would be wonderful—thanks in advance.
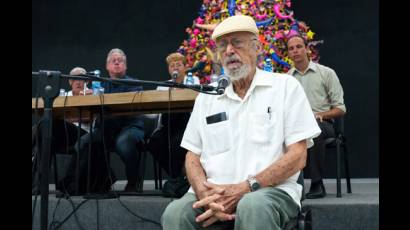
[98,85,161,227]
[58,90,155,230]
[183,84,220,95]
[49,81,89,230]
[48,195,89,230]
[167,86,174,199]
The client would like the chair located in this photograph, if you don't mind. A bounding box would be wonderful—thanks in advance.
[324,117,352,197]
[285,171,312,230]
[146,114,163,190]
[137,114,163,191]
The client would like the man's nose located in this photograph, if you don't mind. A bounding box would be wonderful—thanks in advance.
[225,43,236,55]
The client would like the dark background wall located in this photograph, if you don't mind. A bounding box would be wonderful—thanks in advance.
[32,0,379,178]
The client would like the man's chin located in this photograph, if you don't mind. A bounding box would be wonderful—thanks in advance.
[227,65,249,79]
[229,72,248,81]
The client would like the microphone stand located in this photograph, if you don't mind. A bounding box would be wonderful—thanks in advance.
[32,71,103,230]
[32,71,221,93]
[33,70,62,230]
[99,77,220,94]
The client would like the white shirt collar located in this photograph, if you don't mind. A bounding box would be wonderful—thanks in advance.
[289,60,318,75]
[217,68,272,101]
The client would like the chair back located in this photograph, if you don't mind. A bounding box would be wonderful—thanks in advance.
[142,114,161,139]
[297,171,305,202]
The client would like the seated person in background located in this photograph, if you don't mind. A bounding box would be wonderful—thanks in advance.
[161,15,321,229]
[147,52,195,197]
[287,35,346,199]
[32,67,92,193]
[32,67,92,153]
[66,67,93,133]
[60,49,145,194]
[66,68,93,96]
[157,52,200,90]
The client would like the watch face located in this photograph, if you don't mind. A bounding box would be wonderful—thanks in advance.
[252,182,260,191]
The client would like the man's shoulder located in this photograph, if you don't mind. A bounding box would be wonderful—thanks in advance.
[195,90,216,103]
[272,72,294,79]
[124,75,138,80]
[314,62,336,74]
[256,70,300,93]
[258,69,293,81]
[286,67,296,75]
[269,71,299,85]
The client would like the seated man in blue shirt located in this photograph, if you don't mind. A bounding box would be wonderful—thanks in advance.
[61,49,144,194]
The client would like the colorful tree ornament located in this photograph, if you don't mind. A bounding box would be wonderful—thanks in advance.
[177,0,322,83]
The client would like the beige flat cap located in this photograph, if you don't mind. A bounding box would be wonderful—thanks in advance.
[211,15,259,40]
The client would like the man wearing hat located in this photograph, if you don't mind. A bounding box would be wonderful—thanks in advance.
[161,15,321,229]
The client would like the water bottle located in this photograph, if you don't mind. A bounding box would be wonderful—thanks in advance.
[92,81,103,95]
[59,88,66,96]
[210,74,219,87]
[98,87,104,94]
[186,72,194,85]
[264,58,273,72]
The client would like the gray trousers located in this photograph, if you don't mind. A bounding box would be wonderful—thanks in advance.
[308,120,335,182]
[161,187,299,230]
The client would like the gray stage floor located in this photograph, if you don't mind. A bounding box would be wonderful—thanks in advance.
[33,179,379,230]
[48,178,379,195]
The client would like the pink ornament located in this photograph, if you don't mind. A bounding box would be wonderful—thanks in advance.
[273,4,293,20]
[274,31,285,40]
[190,38,197,48]
[208,39,216,48]
[255,13,267,20]
[195,17,204,24]
[286,29,299,38]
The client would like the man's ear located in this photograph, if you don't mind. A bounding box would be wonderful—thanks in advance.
[216,52,222,63]
[307,49,312,58]
[253,40,263,54]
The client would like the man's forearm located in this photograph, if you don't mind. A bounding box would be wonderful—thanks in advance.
[315,107,345,120]
[255,140,307,188]
[185,151,208,199]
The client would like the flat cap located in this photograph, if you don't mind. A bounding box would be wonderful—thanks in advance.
[211,15,259,40]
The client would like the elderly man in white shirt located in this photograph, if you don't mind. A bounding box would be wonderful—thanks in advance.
[161,15,321,230]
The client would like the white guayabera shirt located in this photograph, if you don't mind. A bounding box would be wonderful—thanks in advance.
[181,68,321,207]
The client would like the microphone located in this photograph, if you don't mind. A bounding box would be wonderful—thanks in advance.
[216,75,230,95]
[186,84,216,92]
[86,70,101,76]
[171,71,178,82]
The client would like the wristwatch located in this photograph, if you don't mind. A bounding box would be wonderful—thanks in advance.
[247,176,261,192]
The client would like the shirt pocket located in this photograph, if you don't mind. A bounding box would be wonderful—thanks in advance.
[203,120,232,155]
[248,112,276,144]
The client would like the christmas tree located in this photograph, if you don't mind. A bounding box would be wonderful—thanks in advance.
[177,0,322,84]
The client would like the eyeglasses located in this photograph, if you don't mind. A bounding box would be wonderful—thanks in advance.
[108,58,125,64]
[216,38,257,52]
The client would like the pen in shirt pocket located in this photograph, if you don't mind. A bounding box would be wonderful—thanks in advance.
[267,106,272,120]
